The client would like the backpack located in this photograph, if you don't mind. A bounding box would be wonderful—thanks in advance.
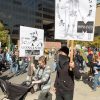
[78,55,83,63]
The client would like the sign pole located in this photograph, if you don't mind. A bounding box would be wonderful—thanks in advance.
[69,40,74,71]
[67,40,70,47]
[70,40,74,62]
[28,56,35,76]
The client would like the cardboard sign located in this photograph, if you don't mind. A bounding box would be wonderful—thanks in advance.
[55,0,97,41]
[19,26,44,57]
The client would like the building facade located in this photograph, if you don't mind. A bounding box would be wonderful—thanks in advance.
[0,0,99,46]
[0,0,55,44]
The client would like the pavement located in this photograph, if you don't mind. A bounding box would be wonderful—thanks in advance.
[0,57,100,100]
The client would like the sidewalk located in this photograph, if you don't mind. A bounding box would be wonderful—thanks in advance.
[0,57,100,100]
[0,71,56,100]
[1,71,100,100]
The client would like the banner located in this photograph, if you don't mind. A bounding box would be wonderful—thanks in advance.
[19,26,44,57]
[55,0,97,41]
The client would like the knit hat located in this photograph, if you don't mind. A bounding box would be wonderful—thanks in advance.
[59,46,69,55]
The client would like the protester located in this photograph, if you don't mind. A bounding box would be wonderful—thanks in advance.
[0,49,6,74]
[53,50,60,72]
[0,52,3,74]
[54,46,81,100]
[75,50,84,71]
[18,57,29,74]
[30,56,52,100]
[93,55,100,91]
[87,50,94,75]
[11,50,19,75]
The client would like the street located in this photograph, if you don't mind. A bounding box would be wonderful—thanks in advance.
[0,57,100,100]
[0,0,100,100]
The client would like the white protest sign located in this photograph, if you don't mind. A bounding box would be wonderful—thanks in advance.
[19,26,44,57]
[55,0,97,41]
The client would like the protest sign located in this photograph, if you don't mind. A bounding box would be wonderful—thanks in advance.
[19,26,44,57]
[55,0,97,41]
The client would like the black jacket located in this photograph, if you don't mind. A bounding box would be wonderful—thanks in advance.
[54,54,81,93]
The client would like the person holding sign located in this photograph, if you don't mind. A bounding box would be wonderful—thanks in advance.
[30,56,52,100]
[53,46,81,100]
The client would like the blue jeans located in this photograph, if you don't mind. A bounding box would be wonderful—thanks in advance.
[9,61,13,73]
[93,71,100,90]
[21,62,28,70]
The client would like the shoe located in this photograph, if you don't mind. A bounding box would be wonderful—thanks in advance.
[80,76,83,81]
[92,87,96,91]
[30,88,35,94]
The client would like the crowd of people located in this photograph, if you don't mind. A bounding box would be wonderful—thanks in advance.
[54,46,100,92]
[0,45,100,100]
[0,47,29,75]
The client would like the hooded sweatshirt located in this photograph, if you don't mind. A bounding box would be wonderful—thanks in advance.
[54,54,81,93]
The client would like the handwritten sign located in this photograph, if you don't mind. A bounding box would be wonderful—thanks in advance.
[55,0,96,41]
[19,26,44,57]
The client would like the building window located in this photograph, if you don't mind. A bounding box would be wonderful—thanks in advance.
[35,19,42,23]
[13,0,22,5]
[35,12,42,17]
[43,14,54,19]
[35,25,42,28]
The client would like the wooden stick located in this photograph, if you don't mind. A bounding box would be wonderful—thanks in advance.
[67,40,70,47]
[70,40,74,62]
[69,40,74,71]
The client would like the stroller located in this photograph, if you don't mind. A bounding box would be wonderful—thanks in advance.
[0,79,33,100]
